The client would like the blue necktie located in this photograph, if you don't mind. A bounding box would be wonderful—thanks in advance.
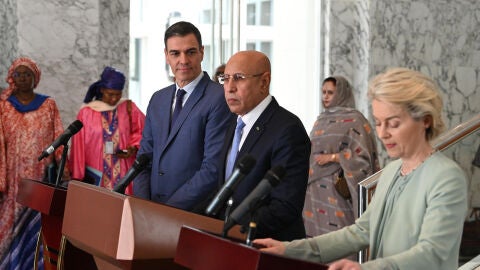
[225,118,245,178]
[171,89,186,126]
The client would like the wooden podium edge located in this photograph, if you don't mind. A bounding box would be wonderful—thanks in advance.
[62,181,245,267]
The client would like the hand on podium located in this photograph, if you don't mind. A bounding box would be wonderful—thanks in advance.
[327,259,361,270]
[252,238,286,255]
[255,238,360,270]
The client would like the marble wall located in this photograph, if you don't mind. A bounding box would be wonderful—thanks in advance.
[1,0,478,210]
[0,0,129,126]
[324,0,480,211]
[0,0,18,79]
[320,0,371,116]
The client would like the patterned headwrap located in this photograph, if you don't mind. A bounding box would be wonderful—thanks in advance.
[1,57,42,100]
[84,66,125,103]
[328,75,356,108]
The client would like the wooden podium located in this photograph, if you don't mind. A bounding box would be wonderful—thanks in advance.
[61,181,245,270]
[175,226,328,270]
[16,179,95,270]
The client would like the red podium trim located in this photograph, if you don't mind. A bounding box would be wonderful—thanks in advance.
[17,179,66,216]
[175,226,328,270]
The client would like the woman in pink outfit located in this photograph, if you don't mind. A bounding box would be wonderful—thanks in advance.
[69,66,145,194]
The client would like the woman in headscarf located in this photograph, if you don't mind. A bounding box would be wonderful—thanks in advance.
[69,66,145,194]
[303,76,380,238]
[0,57,67,269]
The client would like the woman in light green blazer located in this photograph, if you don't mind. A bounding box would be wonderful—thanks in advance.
[254,68,468,270]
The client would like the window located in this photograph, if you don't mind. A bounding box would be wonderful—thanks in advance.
[260,1,271,26]
[130,0,322,130]
[129,38,141,81]
[260,41,271,59]
[203,45,211,72]
[202,9,211,24]
[247,3,256,25]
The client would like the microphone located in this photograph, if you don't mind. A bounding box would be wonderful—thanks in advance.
[245,221,257,246]
[113,154,150,194]
[223,166,286,234]
[38,120,83,161]
[205,154,256,216]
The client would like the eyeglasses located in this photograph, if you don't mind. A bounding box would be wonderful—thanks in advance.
[218,72,264,85]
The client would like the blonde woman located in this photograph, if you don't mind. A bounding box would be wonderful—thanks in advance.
[255,68,467,270]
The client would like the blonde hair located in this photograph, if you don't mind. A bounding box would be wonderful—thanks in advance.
[368,68,445,140]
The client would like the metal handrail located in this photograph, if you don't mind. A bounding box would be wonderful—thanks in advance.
[357,113,480,263]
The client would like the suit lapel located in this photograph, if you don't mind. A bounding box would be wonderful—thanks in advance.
[237,98,279,158]
[157,85,176,156]
[369,161,402,258]
[167,73,208,144]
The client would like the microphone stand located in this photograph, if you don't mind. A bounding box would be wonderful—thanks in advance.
[54,143,69,188]
[245,215,257,246]
[243,200,263,246]
[222,195,269,241]
[222,197,234,238]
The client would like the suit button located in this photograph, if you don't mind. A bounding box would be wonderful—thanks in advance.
[158,171,164,176]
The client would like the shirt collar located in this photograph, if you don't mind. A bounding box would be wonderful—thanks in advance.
[238,94,272,130]
[176,72,204,96]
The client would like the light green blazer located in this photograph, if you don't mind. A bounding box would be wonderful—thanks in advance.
[285,152,468,270]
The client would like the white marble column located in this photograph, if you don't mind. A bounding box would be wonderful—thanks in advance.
[0,0,18,81]
[370,0,480,208]
[320,0,371,116]
[325,0,480,210]
[0,0,129,126]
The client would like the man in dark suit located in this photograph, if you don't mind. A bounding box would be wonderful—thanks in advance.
[215,50,311,241]
[133,21,231,211]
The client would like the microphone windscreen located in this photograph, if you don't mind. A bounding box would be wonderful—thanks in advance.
[237,154,256,174]
[133,154,150,170]
[266,165,286,186]
[69,120,84,134]
[70,120,83,131]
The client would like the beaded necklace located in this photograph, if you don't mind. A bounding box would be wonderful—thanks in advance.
[400,150,436,176]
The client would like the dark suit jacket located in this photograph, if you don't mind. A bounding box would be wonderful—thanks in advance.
[133,72,231,211]
[217,97,311,241]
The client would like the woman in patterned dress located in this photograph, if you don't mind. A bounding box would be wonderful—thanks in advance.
[0,57,68,269]
[303,76,380,237]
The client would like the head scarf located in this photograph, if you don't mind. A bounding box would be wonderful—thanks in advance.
[327,75,356,109]
[1,57,42,100]
[84,66,125,103]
